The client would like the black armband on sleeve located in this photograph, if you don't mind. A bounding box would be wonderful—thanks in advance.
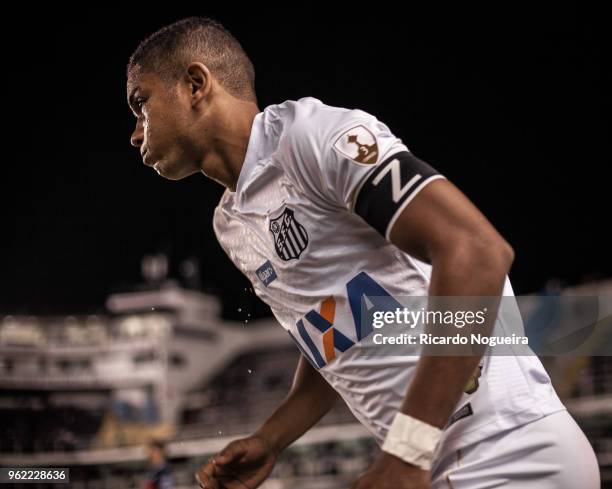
[354,151,442,239]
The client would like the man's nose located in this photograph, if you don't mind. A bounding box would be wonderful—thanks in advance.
[130,123,144,148]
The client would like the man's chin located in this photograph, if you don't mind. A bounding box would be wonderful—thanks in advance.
[152,161,166,177]
[153,160,192,181]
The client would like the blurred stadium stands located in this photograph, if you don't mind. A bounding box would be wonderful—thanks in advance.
[0,275,610,488]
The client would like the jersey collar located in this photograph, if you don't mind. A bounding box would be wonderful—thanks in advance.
[234,111,265,197]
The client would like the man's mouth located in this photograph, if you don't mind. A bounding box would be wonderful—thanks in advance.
[142,149,153,166]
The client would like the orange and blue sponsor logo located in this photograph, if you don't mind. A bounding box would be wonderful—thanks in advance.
[288,271,402,369]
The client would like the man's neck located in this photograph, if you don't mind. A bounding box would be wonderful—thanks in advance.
[200,100,260,191]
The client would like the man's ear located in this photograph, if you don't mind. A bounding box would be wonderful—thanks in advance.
[185,62,213,106]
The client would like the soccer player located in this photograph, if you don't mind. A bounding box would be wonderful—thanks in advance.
[126,17,600,489]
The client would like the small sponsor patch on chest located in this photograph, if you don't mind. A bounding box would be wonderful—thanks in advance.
[256,260,277,286]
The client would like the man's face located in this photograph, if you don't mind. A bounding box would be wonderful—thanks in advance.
[127,71,201,180]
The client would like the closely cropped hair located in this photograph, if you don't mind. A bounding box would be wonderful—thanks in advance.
[128,17,256,102]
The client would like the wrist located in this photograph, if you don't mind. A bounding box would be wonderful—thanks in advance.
[381,412,442,470]
[380,451,423,467]
[253,425,284,456]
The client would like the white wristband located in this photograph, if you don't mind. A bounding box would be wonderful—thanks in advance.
[381,412,443,470]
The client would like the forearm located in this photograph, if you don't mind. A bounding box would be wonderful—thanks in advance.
[400,244,513,428]
[255,355,339,453]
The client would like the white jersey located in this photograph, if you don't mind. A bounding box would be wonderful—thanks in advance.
[213,97,565,460]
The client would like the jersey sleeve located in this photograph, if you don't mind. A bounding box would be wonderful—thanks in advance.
[280,106,446,240]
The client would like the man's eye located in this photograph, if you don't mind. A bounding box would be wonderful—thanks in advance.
[134,97,147,113]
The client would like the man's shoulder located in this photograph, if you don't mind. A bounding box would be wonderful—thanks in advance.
[271,97,377,155]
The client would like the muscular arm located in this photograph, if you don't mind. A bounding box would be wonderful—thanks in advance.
[389,177,515,429]
[255,355,340,454]
[196,356,338,488]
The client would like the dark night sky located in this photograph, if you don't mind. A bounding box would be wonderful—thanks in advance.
[1,6,610,316]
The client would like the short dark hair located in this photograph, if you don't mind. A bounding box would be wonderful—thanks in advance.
[128,17,256,102]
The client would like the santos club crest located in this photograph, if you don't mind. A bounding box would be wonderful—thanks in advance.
[269,208,309,261]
